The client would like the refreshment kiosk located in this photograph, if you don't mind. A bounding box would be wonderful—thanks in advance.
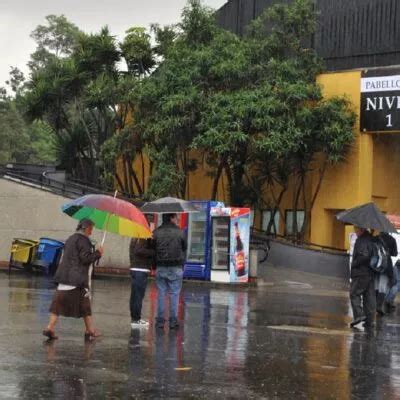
[210,206,251,283]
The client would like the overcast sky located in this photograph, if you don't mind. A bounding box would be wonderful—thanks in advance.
[0,0,227,86]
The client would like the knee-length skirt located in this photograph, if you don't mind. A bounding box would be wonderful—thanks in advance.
[49,288,92,318]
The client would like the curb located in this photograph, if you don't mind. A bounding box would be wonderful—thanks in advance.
[1,262,257,288]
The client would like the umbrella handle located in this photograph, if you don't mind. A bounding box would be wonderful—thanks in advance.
[100,190,118,247]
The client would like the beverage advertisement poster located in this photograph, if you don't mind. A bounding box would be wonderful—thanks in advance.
[230,209,250,283]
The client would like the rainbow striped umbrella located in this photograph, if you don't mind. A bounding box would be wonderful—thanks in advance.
[62,194,152,240]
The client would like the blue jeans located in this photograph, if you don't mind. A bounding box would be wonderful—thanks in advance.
[156,267,183,321]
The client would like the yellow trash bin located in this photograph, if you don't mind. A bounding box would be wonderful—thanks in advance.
[10,239,39,268]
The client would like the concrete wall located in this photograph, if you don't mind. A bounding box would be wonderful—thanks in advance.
[266,239,350,280]
[0,178,130,268]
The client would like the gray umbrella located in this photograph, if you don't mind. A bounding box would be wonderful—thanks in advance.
[336,202,397,233]
[140,197,199,214]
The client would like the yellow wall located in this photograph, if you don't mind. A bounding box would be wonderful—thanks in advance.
[310,71,374,249]
[311,71,400,249]
[372,134,400,213]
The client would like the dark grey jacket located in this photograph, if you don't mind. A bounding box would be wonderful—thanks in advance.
[153,222,187,267]
[351,232,374,278]
[129,238,154,271]
[54,233,101,288]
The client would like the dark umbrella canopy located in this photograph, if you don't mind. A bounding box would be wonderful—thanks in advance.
[140,197,199,214]
[336,202,397,233]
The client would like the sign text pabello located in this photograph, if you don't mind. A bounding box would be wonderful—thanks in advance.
[360,69,400,132]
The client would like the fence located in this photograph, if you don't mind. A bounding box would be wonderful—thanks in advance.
[216,0,400,71]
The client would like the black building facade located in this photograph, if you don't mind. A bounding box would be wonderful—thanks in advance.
[216,0,400,71]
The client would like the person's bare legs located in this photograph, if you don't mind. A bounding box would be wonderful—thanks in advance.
[83,315,101,338]
[43,313,58,339]
[47,313,58,331]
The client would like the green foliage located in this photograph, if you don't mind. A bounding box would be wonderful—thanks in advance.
[29,15,81,71]
[131,0,355,237]
[146,149,184,199]
[120,27,155,75]
[0,99,31,163]
[151,24,178,58]
[12,0,356,220]
[29,120,57,164]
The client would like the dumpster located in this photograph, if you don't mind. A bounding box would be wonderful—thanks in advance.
[32,238,64,275]
[9,239,39,271]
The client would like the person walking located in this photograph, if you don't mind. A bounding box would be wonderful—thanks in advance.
[350,227,375,328]
[153,213,187,330]
[386,259,400,309]
[43,218,103,340]
[129,236,154,328]
[377,232,398,313]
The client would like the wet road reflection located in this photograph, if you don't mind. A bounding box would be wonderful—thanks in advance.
[1,272,400,399]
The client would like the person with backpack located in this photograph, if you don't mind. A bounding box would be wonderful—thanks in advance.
[350,226,375,328]
[375,232,398,314]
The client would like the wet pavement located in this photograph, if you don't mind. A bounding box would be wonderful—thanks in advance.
[1,270,400,399]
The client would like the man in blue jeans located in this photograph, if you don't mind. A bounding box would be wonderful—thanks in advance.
[153,213,187,329]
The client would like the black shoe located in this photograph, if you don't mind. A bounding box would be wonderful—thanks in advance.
[169,318,180,329]
[350,316,367,327]
[156,318,165,329]
[386,302,396,310]
[376,308,386,316]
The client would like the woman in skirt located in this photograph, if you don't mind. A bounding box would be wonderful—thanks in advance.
[43,218,104,340]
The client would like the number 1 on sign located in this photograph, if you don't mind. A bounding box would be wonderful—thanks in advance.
[386,114,393,127]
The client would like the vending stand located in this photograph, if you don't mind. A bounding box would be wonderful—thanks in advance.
[209,206,251,283]
[182,201,224,280]
[150,200,250,283]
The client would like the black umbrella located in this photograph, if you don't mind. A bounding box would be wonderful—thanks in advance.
[140,197,199,214]
[336,202,397,233]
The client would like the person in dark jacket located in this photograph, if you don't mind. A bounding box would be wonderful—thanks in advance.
[153,213,187,329]
[43,218,103,340]
[378,232,398,312]
[129,235,154,328]
[350,227,375,328]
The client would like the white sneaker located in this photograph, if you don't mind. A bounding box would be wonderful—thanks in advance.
[131,319,149,328]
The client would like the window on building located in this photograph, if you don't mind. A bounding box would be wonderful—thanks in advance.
[285,210,305,235]
[262,210,280,234]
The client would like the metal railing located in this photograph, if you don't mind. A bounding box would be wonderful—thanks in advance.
[0,166,143,204]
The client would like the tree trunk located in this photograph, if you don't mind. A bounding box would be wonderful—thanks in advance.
[292,175,303,240]
[140,151,145,193]
[115,172,125,193]
[267,185,287,234]
[126,154,143,196]
[125,157,134,196]
[300,158,329,240]
[211,157,226,200]
[224,163,233,205]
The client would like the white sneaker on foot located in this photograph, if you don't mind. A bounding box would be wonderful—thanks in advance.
[131,319,149,328]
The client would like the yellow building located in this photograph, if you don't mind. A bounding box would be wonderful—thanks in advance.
[125,68,400,251]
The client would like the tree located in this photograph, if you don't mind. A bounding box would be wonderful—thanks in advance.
[0,93,31,163]
[29,15,81,71]
[131,0,355,241]
[120,27,155,76]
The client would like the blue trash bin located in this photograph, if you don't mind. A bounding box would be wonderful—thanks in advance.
[33,238,64,275]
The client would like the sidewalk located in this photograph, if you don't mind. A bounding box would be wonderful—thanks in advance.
[257,263,350,298]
